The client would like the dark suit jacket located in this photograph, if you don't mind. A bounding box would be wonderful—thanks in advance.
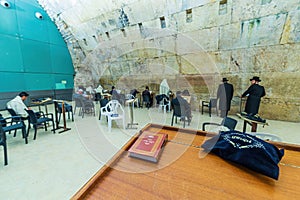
[242,84,266,115]
[110,89,120,100]
[142,90,151,103]
[171,96,191,118]
[217,82,234,111]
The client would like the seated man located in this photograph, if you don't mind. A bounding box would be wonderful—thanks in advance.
[130,89,139,98]
[73,89,95,109]
[156,94,169,104]
[6,92,30,120]
[171,91,192,123]
[73,89,92,101]
[100,93,110,108]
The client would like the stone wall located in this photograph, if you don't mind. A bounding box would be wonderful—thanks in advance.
[71,0,300,121]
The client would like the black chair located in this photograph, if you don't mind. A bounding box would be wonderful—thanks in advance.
[0,113,28,144]
[73,97,83,116]
[25,109,55,140]
[57,102,74,123]
[0,124,8,165]
[202,117,238,132]
[6,108,25,136]
[201,98,218,117]
[73,97,95,118]
[81,99,95,118]
[171,104,190,128]
[99,98,109,120]
[7,108,22,121]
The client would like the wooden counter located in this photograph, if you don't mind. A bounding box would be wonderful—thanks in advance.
[71,124,300,200]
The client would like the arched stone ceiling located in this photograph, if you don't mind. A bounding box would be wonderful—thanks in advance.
[37,0,214,86]
[37,0,204,58]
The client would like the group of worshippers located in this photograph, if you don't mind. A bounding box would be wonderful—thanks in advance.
[5,76,265,123]
[217,76,265,118]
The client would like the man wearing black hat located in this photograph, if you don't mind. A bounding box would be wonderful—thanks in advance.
[217,78,234,118]
[241,76,266,115]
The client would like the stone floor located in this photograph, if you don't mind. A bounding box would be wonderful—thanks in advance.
[0,102,299,199]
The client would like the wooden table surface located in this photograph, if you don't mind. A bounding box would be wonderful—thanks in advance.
[72,124,300,200]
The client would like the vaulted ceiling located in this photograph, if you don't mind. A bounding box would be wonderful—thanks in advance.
[38,0,200,52]
[38,0,135,45]
[37,0,203,73]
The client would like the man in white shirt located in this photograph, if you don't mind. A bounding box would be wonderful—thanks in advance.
[7,92,30,118]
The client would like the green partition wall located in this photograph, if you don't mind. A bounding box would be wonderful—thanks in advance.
[0,0,74,93]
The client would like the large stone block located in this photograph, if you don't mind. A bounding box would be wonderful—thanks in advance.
[220,13,287,49]
[210,51,241,74]
[219,22,243,50]
[185,28,219,51]
[261,98,300,122]
[232,0,300,23]
[195,2,220,29]
[124,0,155,25]
[281,10,300,44]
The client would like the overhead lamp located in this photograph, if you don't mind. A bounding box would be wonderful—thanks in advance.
[35,12,44,20]
[0,0,11,8]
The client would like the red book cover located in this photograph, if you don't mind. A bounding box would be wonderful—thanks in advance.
[128,132,168,163]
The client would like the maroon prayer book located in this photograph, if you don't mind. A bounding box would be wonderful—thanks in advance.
[128,131,168,163]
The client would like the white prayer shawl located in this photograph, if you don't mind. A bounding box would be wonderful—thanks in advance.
[95,85,103,95]
[159,79,169,95]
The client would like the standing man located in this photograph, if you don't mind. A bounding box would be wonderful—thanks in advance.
[217,78,234,118]
[142,86,151,109]
[241,76,266,115]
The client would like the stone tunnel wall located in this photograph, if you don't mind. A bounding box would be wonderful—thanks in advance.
[73,0,300,122]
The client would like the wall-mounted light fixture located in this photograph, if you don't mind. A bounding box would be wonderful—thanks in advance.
[0,0,11,8]
[35,12,44,20]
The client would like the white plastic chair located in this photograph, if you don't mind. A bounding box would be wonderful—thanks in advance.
[126,94,139,108]
[125,94,133,100]
[100,100,126,132]
[158,97,170,113]
[133,96,139,108]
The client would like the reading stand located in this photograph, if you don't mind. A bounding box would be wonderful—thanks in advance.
[53,100,71,133]
[126,99,138,129]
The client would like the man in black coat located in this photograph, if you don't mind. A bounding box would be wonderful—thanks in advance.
[241,76,266,115]
[217,78,234,118]
[171,91,192,124]
[142,86,152,109]
[110,86,119,100]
